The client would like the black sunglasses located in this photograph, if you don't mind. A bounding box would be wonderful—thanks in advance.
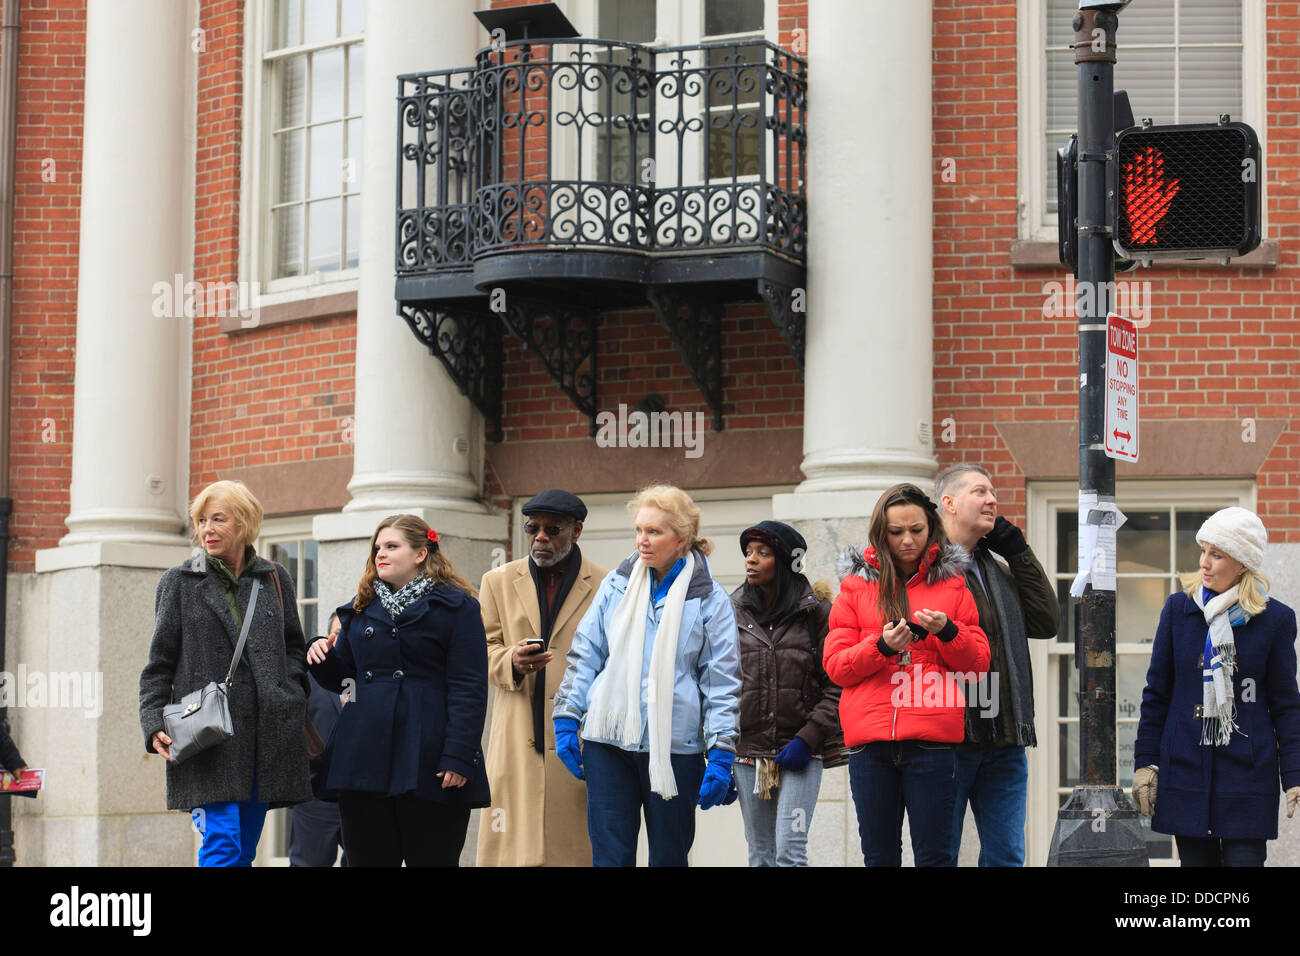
[524,520,569,537]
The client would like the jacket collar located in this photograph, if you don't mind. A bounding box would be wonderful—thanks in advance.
[182,549,278,578]
[336,579,468,628]
[835,542,971,586]
[614,549,715,600]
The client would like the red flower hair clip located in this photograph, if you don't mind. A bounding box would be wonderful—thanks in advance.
[917,542,941,574]
[863,546,881,569]
[426,528,439,544]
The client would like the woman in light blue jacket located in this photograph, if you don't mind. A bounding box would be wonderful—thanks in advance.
[553,484,741,866]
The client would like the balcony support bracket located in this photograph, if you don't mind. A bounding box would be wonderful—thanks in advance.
[758,278,806,375]
[647,286,724,432]
[496,297,600,436]
[399,303,506,442]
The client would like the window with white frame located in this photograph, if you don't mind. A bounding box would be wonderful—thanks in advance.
[254,522,323,866]
[1029,481,1254,866]
[1022,0,1259,241]
[258,0,365,288]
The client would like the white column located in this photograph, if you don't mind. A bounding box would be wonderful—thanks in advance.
[774,0,936,522]
[57,0,192,551]
[342,0,488,516]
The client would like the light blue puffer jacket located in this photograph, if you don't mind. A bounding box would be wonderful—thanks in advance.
[553,550,741,754]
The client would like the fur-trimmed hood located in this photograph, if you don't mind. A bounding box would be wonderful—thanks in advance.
[835,541,971,586]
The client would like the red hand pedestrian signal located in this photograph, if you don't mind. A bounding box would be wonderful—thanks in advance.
[1122,146,1180,245]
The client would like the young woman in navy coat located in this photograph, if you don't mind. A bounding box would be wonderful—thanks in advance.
[1133,507,1300,866]
[307,514,489,866]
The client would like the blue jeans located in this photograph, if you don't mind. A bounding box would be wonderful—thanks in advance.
[1176,836,1267,867]
[734,760,822,866]
[583,741,706,867]
[192,771,269,867]
[951,745,1028,867]
[848,741,957,867]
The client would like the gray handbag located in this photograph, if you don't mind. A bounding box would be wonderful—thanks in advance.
[162,579,261,765]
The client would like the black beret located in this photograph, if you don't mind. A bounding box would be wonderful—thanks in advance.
[739,520,807,561]
[521,489,588,521]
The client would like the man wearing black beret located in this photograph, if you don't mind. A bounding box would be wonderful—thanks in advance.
[476,490,607,866]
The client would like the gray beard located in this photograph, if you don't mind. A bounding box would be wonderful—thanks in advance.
[531,541,573,568]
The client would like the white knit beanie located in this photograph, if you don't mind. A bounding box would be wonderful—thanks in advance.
[1196,507,1267,573]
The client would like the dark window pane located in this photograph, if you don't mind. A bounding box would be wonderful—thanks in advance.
[1176,509,1216,576]
[1056,580,1075,645]
[1056,510,1078,574]
[706,44,764,108]
[704,0,764,37]
[706,112,759,179]
[1117,510,1169,574]
[598,0,655,42]
[1059,653,1078,718]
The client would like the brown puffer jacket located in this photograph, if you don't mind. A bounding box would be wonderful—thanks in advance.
[730,579,842,758]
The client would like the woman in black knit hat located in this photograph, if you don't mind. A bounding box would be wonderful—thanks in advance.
[729,520,842,866]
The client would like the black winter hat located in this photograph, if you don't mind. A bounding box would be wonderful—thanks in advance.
[521,488,588,521]
[739,520,806,562]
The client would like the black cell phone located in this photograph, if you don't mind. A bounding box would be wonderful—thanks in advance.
[524,638,546,651]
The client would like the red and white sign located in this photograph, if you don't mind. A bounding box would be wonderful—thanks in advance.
[1105,312,1139,461]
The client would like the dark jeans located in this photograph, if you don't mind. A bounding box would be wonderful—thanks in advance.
[848,741,957,867]
[1176,835,1267,867]
[583,741,706,867]
[337,790,470,867]
[951,745,1028,867]
[289,798,347,867]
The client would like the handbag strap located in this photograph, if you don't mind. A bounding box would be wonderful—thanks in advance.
[223,578,261,688]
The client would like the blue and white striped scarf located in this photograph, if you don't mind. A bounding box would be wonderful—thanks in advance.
[1193,583,1252,747]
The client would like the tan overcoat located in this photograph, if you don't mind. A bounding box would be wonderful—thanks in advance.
[475,553,606,867]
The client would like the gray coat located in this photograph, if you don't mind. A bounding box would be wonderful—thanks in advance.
[138,551,313,811]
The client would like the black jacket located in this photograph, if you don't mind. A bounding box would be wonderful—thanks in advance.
[0,721,24,772]
[962,544,1059,748]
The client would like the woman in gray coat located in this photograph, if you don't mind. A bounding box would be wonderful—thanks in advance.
[139,480,312,866]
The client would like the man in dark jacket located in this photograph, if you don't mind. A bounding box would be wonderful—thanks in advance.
[937,464,1059,867]
[289,614,347,867]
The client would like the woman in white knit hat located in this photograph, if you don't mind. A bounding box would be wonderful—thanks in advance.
[1132,506,1300,866]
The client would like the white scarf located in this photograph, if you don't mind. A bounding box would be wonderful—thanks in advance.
[585,551,695,798]
[1193,583,1241,747]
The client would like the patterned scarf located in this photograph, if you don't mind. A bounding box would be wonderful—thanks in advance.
[1192,583,1253,747]
[373,572,435,621]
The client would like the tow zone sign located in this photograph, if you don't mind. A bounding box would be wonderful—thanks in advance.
[1105,312,1138,462]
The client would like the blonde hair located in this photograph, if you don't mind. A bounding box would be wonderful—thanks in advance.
[1181,567,1270,617]
[627,484,713,557]
[355,514,476,611]
[189,480,263,551]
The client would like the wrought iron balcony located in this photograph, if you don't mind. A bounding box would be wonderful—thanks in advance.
[394,34,807,437]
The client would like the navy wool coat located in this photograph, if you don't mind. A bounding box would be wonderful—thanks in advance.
[138,552,313,810]
[310,583,490,808]
[1135,591,1300,840]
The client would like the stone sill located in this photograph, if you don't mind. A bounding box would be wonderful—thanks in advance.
[1009,239,1280,270]
[220,290,358,333]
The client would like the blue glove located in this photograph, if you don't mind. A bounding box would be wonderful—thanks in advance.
[554,717,584,781]
[723,774,739,806]
[774,736,812,772]
[697,748,736,810]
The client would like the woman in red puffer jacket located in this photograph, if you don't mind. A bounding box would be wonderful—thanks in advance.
[824,483,989,867]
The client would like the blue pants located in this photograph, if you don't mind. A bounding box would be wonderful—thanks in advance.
[192,774,269,867]
[848,741,957,867]
[583,741,706,867]
[951,745,1029,867]
[1176,836,1267,867]
[733,760,822,867]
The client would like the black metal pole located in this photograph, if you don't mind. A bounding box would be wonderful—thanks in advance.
[1046,1,1148,866]
[0,498,13,867]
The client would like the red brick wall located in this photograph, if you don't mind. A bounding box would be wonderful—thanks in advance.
[932,0,1300,537]
[188,1,356,496]
[6,0,85,571]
